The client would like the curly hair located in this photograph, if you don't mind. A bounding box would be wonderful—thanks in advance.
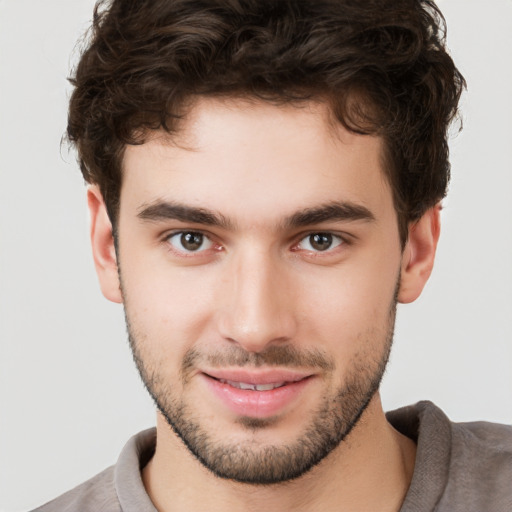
[68,0,465,244]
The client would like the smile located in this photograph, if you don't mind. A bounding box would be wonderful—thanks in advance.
[200,370,314,418]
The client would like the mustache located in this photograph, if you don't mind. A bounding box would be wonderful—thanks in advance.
[182,344,335,377]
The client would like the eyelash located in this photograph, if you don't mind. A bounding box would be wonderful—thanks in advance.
[163,230,349,257]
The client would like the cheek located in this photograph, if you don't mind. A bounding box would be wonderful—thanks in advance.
[120,255,220,353]
[295,256,399,351]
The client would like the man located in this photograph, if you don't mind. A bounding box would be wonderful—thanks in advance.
[33,0,511,511]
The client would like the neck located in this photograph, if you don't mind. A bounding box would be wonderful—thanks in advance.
[142,393,416,512]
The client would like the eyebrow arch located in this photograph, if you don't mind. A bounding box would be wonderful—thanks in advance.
[137,201,233,229]
[284,201,375,228]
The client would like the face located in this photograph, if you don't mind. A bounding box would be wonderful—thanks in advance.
[109,99,407,483]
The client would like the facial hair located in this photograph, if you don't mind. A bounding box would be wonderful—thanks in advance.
[125,294,397,485]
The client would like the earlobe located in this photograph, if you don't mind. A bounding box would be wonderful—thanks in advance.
[87,186,123,304]
[398,205,441,304]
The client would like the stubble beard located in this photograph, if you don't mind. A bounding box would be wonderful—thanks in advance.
[124,299,396,485]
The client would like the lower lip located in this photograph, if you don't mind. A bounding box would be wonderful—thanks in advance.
[201,374,313,418]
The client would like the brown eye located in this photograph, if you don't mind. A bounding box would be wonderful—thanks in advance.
[168,232,213,253]
[297,232,343,252]
[181,232,203,251]
[309,233,333,251]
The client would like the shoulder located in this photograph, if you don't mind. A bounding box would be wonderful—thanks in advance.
[451,418,512,452]
[30,428,156,512]
[388,401,512,511]
[30,465,121,512]
[441,419,512,510]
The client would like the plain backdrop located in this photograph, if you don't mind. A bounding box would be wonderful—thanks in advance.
[1,1,511,510]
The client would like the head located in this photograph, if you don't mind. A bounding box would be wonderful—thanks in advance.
[70,0,464,485]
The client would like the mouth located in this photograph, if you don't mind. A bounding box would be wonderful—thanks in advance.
[203,368,311,389]
[200,369,314,418]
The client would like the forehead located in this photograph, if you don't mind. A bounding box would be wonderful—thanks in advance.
[121,98,393,226]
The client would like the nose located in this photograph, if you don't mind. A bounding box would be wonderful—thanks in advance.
[216,249,297,353]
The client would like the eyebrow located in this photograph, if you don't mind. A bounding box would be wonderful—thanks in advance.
[137,200,375,230]
[284,201,375,228]
[137,201,233,229]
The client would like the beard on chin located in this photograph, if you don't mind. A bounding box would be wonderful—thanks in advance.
[126,315,395,485]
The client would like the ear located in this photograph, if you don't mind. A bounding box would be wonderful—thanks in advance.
[398,205,441,304]
[87,186,123,304]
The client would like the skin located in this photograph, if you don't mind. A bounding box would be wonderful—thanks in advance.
[88,98,440,512]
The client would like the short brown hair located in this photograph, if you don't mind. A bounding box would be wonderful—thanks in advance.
[68,0,465,244]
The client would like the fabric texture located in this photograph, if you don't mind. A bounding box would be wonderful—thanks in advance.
[32,401,512,512]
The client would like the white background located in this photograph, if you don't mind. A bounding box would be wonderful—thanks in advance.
[0,1,511,510]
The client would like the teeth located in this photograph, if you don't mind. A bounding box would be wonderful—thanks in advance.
[239,381,257,390]
[219,379,285,391]
[254,383,280,391]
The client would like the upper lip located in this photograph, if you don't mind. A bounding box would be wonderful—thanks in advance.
[202,368,313,385]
